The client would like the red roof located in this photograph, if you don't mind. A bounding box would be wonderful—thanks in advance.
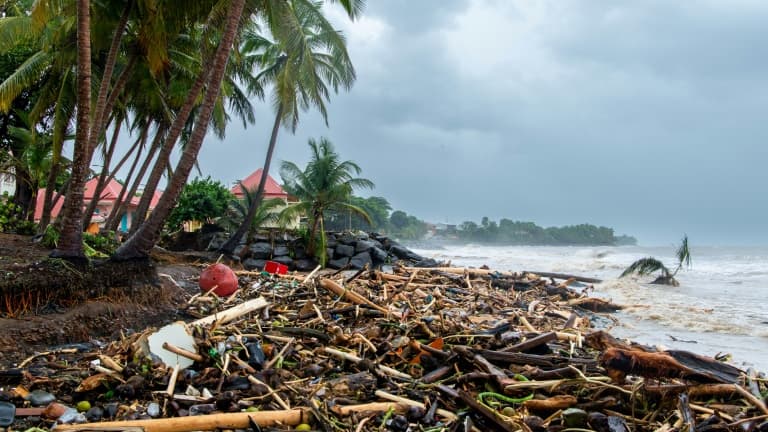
[231,169,287,199]
[33,188,64,221]
[84,178,140,206]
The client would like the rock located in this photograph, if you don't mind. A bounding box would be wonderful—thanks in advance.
[249,242,272,259]
[336,232,356,245]
[335,244,355,257]
[328,257,350,270]
[146,402,160,418]
[103,402,119,419]
[273,245,290,257]
[562,408,589,428]
[293,245,307,259]
[58,407,86,424]
[412,258,439,268]
[189,404,217,416]
[243,259,266,271]
[27,390,56,406]
[355,240,376,253]
[370,246,388,263]
[295,258,319,272]
[349,251,372,270]
[271,255,294,269]
[85,406,104,422]
[326,248,335,260]
[389,244,424,261]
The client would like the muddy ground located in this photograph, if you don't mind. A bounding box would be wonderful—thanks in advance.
[0,233,212,365]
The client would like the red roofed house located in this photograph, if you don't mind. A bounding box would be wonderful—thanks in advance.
[35,179,164,233]
[231,168,289,201]
[231,169,296,228]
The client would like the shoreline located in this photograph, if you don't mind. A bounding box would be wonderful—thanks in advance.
[2,257,766,431]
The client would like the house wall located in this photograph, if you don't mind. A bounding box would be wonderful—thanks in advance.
[0,172,15,197]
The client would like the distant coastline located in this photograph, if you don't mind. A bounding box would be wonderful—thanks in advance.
[412,218,637,247]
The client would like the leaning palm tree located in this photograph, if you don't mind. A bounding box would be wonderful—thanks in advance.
[620,235,692,286]
[279,137,373,266]
[219,0,358,254]
[220,181,283,243]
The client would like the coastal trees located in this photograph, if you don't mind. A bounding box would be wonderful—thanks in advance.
[219,0,358,254]
[220,182,282,243]
[279,137,373,265]
[621,235,692,286]
[165,177,233,231]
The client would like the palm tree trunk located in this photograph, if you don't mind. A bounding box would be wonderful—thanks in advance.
[129,55,216,235]
[104,123,149,231]
[52,0,91,259]
[87,0,132,163]
[83,114,122,230]
[114,0,246,260]
[220,103,283,254]
[38,162,61,232]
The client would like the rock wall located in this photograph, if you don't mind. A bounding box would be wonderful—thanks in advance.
[204,231,439,272]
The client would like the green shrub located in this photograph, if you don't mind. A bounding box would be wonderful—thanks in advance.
[83,231,120,256]
[0,195,37,235]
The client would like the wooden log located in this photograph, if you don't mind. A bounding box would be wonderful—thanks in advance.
[319,278,391,316]
[331,402,410,416]
[501,331,557,353]
[53,409,308,431]
[191,297,269,327]
[523,271,602,284]
[600,348,743,384]
[523,395,577,411]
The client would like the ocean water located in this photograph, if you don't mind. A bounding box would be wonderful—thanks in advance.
[409,244,768,372]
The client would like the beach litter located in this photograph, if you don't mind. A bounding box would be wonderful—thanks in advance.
[1,262,766,431]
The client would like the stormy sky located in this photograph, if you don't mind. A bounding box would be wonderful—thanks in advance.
[196,0,768,246]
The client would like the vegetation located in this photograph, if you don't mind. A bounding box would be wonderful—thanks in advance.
[279,137,373,265]
[621,235,691,286]
[166,177,233,231]
[0,0,362,265]
[0,193,36,234]
[456,218,636,246]
[220,0,357,254]
[220,181,282,243]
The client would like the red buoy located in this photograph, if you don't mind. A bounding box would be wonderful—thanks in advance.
[199,263,238,296]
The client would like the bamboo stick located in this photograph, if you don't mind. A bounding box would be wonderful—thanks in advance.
[191,296,269,326]
[53,409,308,432]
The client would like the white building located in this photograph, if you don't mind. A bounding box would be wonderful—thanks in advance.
[0,169,14,197]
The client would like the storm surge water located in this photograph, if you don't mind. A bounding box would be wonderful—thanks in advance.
[409,244,768,371]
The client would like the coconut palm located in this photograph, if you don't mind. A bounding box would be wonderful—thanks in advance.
[219,0,358,254]
[279,137,373,265]
[620,235,692,286]
[220,181,282,243]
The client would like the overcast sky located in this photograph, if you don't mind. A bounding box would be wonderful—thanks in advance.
[195,0,768,246]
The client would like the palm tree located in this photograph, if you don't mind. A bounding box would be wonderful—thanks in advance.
[113,0,247,260]
[220,181,282,243]
[219,0,358,254]
[279,137,373,265]
[621,235,692,286]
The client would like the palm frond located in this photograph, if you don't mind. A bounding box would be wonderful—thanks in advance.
[676,235,691,270]
[620,257,670,278]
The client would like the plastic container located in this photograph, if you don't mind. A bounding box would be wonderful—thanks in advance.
[264,260,288,275]
[199,263,238,296]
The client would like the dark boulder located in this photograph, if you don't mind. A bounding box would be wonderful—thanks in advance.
[328,257,350,270]
[271,255,294,270]
[355,240,376,253]
[295,258,319,272]
[249,242,272,259]
[293,245,307,259]
[389,244,424,261]
[349,251,372,270]
[370,246,388,263]
[243,259,266,271]
[273,245,290,257]
[335,244,355,257]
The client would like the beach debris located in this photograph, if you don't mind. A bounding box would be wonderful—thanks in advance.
[1,253,765,431]
[198,263,238,296]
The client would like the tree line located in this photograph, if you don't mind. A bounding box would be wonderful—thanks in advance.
[458,218,636,246]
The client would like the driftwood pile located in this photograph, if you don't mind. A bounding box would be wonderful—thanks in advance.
[1,265,766,432]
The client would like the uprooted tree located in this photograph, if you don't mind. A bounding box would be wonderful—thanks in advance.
[620,235,691,286]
